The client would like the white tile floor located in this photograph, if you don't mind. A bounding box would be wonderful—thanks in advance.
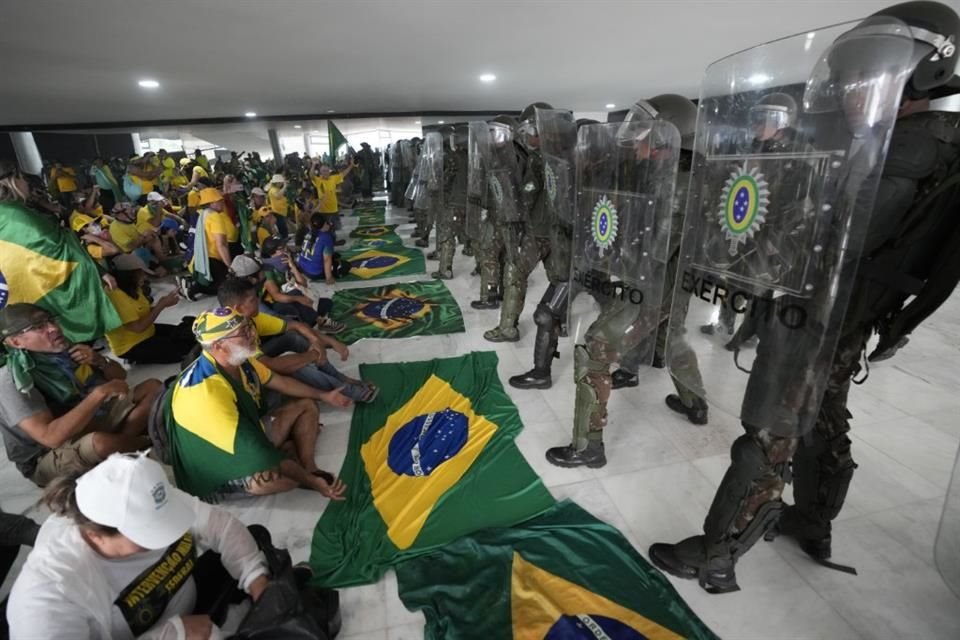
[2,198,959,639]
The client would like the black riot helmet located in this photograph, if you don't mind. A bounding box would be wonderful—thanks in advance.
[625,94,698,150]
[749,92,798,135]
[871,1,958,99]
[520,102,553,124]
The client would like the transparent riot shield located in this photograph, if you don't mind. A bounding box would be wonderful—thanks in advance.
[568,119,680,368]
[535,108,577,227]
[423,132,444,225]
[937,443,960,598]
[667,17,915,437]
[466,121,489,242]
[389,144,402,186]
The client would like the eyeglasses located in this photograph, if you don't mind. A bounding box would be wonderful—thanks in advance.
[216,323,254,344]
[7,317,56,338]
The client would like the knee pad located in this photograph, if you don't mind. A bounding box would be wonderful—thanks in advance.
[533,303,558,330]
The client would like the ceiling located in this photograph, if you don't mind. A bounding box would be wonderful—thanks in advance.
[1,0,900,129]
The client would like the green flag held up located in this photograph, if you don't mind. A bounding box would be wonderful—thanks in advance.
[0,202,121,342]
[328,121,348,161]
[339,244,425,282]
[309,351,554,587]
[397,500,719,640]
[330,280,464,345]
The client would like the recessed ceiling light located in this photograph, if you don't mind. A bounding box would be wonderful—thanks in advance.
[605,103,616,109]
[327,109,336,113]
[311,130,321,134]
[138,79,160,89]
[479,73,496,83]
[293,125,302,129]
[415,121,422,125]
[438,120,445,124]
[244,112,257,118]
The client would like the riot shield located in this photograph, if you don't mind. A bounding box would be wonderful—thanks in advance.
[568,119,679,367]
[423,131,444,224]
[389,144,402,186]
[447,125,469,211]
[405,156,422,205]
[465,121,489,242]
[667,17,915,437]
[487,125,522,225]
[937,443,960,598]
[535,108,577,227]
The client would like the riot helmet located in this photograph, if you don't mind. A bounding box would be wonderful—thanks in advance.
[871,1,958,98]
[626,94,698,150]
[490,116,516,146]
[749,92,798,139]
[520,102,553,124]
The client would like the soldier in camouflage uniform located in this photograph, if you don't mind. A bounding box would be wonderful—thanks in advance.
[484,103,556,343]
[432,126,467,279]
[650,2,960,594]
[471,117,521,310]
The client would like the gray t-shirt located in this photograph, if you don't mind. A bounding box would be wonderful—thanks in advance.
[0,366,50,476]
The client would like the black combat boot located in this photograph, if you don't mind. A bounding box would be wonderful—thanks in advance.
[509,368,551,389]
[611,369,639,389]
[649,536,741,594]
[665,394,708,425]
[545,441,606,469]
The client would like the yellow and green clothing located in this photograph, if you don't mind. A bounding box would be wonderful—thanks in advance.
[166,351,283,500]
[105,288,155,356]
[51,168,78,194]
[108,220,142,253]
[135,205,163,234]
[266,186,289,217]
[312,174,343,214]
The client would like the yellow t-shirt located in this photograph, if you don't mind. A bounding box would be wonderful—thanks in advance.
[53,168,77,193]
[203,209,231,263]
[266,186,289,217]
[256,225,272,248]
[252,312,287,338]
[106,288,156,356]
[135,205,162,234]
[312,174,343,214]
[139,177,156,195]
[109,220,142,253]
[170,175,189,189]
[161,157,176,182]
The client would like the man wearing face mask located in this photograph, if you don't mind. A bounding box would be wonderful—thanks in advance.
[0,303,162,487]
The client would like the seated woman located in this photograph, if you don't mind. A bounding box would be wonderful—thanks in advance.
[254,238,343,333]
[297,213,349,285]
[71,212,121,263]
[7,452,271,639]
[106,254,196,364]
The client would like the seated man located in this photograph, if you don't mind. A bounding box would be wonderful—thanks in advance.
[138,191,185,256]
[108,201,167,271]
[298,213,349,285]
[166,308,350,502]
[0,304,161,487]
[217,278,376,403]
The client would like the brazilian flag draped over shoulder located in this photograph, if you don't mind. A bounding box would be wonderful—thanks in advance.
[339,244,425,282]
[397,500,719,640]
[330,280,464,345]
[0,202,121,342]
[309,351,554,586]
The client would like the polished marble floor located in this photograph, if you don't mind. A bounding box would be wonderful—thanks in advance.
[2,199,958,639]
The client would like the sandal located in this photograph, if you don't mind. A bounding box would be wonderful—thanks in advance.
[359,383,380,403]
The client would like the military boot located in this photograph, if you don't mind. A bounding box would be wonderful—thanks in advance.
[462,244,475,257]
[665,394,708,425]
[649,536,740,594]
[431,268,453,280]
[768,505,857,575]
[611,369,639,389]
[545,441,606,469]
[470,295,500,310]
[426,250,438,260]
[509,327,558,389]
[484,326,519,342]
[415,238,429,248]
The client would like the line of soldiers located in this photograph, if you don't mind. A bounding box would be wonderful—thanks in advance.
[421,0,960,596]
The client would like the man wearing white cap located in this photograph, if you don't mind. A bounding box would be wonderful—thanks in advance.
[265,175,289,240]
[7,452,270,639]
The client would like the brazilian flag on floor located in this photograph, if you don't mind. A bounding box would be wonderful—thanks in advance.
[309,351,554,586]
[339,244,425,282]
[397,500,719,640]
[350,204,387,225]
[348,224,403,250]
[330,280,464,345]
[0,202,121,342]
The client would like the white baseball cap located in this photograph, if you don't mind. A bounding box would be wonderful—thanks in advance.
[146,192,167,203]
[269,174,286,184]
[75,452,196,550]
[230,254,261,277]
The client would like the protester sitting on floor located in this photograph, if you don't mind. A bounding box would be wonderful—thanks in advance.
[163,308,349,502]
[105,254,196,365]
[235,243,343,332]
[179,187,234,301]
[252,203,278,248]
[218,278,376,403]
[7,452,272,639]
[298,213,350,285]
[137,192,185,256]
[0,304,161,487]
[71,212,121,261]
[108,201,169,273]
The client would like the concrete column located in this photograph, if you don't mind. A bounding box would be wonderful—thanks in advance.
[131,132,144,155]
[9,132,43,175]
[267,128,282,163]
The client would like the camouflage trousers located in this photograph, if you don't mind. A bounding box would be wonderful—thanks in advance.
[476,216,503,303]
[497,227,571,331]
[435,206,461,272]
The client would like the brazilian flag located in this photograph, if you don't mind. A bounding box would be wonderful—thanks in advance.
[397,501,719,640]
[339,245,425,282]
[349,224,403,250]
[0,202,121,342]
[309,351,554,586]
[330,280,464,344]
[351,204,387,225]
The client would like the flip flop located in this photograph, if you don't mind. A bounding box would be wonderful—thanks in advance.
[360,382,380,403]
